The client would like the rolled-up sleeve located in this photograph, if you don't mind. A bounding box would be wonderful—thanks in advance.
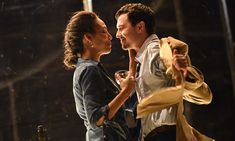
[80,66,109,129]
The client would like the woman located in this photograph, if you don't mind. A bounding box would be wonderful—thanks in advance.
[63,11,135,141]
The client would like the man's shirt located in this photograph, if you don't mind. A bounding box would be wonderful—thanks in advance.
[135,34,177,137]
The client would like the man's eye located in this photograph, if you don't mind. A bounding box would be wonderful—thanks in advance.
[118,28,123,31]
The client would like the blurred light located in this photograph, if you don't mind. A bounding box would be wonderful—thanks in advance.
[83,0,93,12]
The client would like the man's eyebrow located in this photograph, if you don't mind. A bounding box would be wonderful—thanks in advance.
[117,25,124,28]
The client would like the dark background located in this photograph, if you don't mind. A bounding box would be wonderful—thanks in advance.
[0,0,234,141]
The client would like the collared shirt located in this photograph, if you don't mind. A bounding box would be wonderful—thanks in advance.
[135,34,177,137]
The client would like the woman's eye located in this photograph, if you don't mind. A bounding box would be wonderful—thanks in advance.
[102,30,109,34]
[103,29,108,33]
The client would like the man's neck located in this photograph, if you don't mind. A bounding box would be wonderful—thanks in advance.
[135,33,149,53]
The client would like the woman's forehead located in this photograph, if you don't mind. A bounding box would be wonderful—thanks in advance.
[94,18,107,31]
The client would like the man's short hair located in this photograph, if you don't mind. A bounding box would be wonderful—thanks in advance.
[115,3,156,35]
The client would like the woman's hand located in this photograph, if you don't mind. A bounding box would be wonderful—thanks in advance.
[114,70,129,85]
[119,75,135,93]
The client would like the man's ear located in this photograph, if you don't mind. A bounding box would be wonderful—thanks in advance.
[136,21,145,33]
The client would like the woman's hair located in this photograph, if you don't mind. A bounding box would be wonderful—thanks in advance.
[63,11,97,69]
[115,3,155,35]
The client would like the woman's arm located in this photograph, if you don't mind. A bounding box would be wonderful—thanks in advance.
[96,75,135,126]
[97,50,137,126]
[128,49,137,76]
[80,66,135,127]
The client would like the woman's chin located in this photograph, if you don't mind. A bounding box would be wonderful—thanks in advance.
[103,49,111,55]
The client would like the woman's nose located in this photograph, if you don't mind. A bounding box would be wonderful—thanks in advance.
[108,32,112,40]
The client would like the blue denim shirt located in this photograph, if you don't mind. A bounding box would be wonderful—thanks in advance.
[73,58,128,141]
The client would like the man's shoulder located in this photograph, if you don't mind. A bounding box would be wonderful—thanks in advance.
[146,41,159,51]
[146,34,160,48]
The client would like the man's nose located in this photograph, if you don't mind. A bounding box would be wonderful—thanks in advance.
[116,30,120,39]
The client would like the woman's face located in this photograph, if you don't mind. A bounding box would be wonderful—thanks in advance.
[91,18,112,56]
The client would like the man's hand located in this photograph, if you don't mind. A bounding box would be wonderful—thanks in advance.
[172,49,188,77]
[167,36,188,55]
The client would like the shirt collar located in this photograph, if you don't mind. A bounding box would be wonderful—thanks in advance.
[77,58,99,66]
[135,34,159,63]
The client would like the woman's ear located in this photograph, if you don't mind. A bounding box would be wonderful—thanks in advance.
[83,33,93,48]
[83,33,92,43]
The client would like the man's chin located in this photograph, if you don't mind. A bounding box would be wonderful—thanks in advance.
[122,45,129,50]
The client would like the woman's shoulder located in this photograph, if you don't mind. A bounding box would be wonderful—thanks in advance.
[77,58,99,67]
[77,59,100,70]
[74,59,100,78]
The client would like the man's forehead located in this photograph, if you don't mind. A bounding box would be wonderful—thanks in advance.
[116,14,129,27]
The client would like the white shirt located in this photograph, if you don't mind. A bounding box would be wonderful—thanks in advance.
[135,34,177,137]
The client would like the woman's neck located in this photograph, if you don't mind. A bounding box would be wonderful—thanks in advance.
[81,51,100,62]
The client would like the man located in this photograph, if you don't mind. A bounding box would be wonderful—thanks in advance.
[115,3,213,141]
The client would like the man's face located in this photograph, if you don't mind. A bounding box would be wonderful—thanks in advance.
[116,14,138,50]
